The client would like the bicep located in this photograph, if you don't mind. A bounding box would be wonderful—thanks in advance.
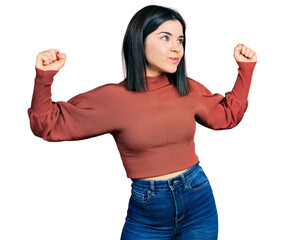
[29,85,117,141]
[192,79,248,130]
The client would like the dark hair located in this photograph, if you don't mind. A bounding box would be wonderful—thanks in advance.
[122,5,192,96]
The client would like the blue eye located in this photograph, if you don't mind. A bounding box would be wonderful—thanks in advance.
[178,39,184,44]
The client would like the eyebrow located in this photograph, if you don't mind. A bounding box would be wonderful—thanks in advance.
[157,31,184,38]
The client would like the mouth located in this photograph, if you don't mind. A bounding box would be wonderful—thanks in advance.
[169,57,179,63]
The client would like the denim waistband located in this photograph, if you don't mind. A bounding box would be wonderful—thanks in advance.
[131,162,200,190]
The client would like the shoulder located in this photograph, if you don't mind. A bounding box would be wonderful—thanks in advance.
[81,80,126,96]
[187,77,211,95]
[187,77,200,87]
[67,80,127,106]
[94,79,127,92]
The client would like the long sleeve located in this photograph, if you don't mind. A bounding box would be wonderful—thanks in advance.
[193,61,257,130]
[27,67,118,141]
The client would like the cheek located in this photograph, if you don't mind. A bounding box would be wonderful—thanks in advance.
[179,46,184,57]
[145,45,156,63]
[159,45,170,56]
[146,45,167,64]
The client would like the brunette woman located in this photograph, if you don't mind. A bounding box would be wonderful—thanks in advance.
[28,5,257,239]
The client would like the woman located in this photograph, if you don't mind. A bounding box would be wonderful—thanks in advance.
[28,5,257,240]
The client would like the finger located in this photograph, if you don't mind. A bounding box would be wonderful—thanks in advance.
[50,49,57,61]
[241,45,247,55]
[36,54,44,67]
[237,43,243,48]
[40,51,52,64]
[245,47,251,57]
[251,51,257,59]
[46,50,55,62]
[42,49,53,55]
[248,51,254,59]
[54,49,61,58]
[234,43,242,52]
[41,54,52,65]
[42,49,55,62]
[57,51,66,59]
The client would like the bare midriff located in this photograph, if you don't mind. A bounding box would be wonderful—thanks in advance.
[140,168,189,180]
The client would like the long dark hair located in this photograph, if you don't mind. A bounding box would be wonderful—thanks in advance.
[122,5,192,96]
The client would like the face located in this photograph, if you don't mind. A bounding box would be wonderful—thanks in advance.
[144,20,184,76]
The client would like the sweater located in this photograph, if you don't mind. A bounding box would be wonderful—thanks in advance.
[28,61,256,179]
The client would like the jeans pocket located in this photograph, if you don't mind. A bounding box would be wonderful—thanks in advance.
[188,167,210,192]
[131,186,152,205]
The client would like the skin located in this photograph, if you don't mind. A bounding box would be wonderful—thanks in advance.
[144,20,184,76]
[35,20,257,181]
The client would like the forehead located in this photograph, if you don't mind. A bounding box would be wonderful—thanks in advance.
[154,20,183,35]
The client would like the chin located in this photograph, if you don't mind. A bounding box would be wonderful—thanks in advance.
[165,67,178,74]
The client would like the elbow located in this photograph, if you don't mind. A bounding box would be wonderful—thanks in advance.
[221,120,242,130]
[198,96,249,130]
[210,109,247,130]
[206,120,241,130]
[227,105,248,129]
[29,122,51,141]
[29,125,56,142]
[28,118,44,139]
[30,125,43,138]
[211,93,249,130]
[28,109,53,142]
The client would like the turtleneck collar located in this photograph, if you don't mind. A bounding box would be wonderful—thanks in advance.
[144,73,171,91]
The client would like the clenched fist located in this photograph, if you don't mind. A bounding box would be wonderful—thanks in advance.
[234,43,257,63]
[35,49,67,71]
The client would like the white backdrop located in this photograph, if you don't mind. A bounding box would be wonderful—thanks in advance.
[1,0,283,239]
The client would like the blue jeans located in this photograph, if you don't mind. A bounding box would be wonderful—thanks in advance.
[120,162,218,239]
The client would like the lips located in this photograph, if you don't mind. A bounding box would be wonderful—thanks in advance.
[169,57,179,63]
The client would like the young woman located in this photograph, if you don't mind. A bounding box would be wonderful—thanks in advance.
[28,5,257,240]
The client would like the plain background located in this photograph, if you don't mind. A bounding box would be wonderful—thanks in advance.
[1,0,283,239]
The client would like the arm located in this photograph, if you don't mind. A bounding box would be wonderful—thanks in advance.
[194,61,257,130]
[28,67,117,142]
[194,43,257,130]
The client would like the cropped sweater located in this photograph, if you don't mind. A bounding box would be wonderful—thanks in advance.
[28,61,256,178]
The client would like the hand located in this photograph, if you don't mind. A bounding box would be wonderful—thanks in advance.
[35,49,67,71]
[234,43,257,62]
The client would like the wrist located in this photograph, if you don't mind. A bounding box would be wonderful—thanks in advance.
[237,61,257,71]
[35,67,58,85]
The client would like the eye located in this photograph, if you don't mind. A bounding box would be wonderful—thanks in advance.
[178,38,184,44]
[161,35,169,41]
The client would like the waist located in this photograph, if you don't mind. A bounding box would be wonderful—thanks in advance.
[130,161,200,190]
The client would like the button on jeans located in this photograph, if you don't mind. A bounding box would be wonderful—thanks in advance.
[120,162,218,239]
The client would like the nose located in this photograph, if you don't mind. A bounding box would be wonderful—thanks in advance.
[170,40,181,53]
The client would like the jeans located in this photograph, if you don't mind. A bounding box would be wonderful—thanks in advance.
[120,162,218,239]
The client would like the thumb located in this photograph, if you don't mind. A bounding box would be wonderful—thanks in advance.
[56,51,67,61]
[47,51,66,70]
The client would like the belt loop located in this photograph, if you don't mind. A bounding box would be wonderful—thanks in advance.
[180,174,189,189]
[149,180,155,195]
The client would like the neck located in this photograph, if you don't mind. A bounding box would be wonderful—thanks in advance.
[144,73,170,91]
